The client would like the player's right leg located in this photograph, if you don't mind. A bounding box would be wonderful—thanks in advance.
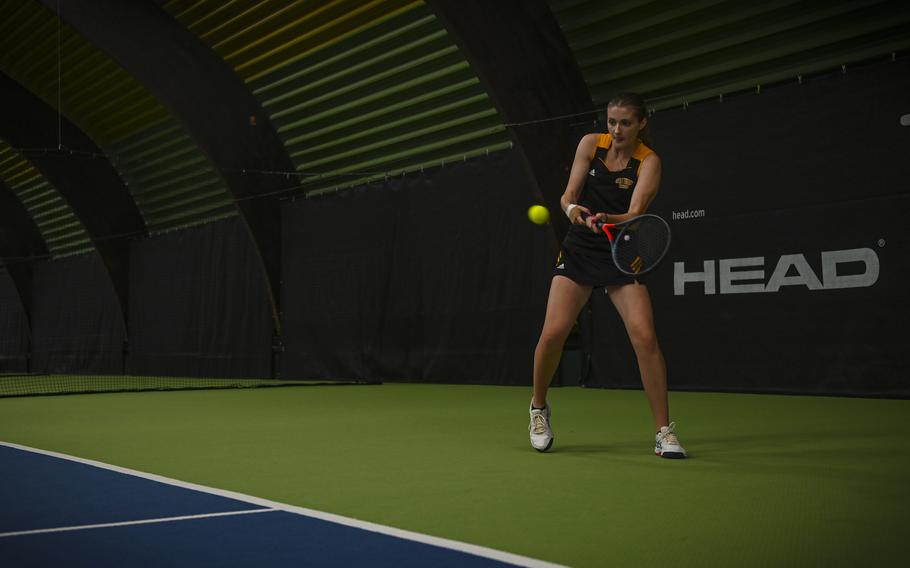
[530,275,592,452]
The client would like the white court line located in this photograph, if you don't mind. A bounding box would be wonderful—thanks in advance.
[0,508,276,538]
[0,441,567,568]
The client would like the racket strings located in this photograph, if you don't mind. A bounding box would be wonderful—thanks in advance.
[613,218,670,274]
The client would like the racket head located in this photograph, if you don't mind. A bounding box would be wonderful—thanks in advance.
[611,214,671,276]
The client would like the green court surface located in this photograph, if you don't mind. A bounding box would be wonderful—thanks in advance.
[1,384,907,567]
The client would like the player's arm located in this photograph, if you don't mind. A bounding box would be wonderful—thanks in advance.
[560,133,598,226]
[603,153,662,225]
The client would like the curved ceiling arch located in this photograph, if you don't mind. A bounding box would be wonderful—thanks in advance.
[0,1,238,234]
[0,137,92,260]
[161,0,513,196]
[426,0,594,240]
[0,74,146,328]
[41,0,307,333]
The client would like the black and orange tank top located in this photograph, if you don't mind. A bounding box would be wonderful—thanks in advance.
[564,134,655,253]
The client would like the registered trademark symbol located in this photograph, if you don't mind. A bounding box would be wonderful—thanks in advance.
[878,239,886,248]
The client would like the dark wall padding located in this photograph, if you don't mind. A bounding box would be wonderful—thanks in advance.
[0,178,47,326]
[281,150,554,384]
[0,266,29,372]
[127,217,272,378]
[581,59,910,397]
[30,254,125,374]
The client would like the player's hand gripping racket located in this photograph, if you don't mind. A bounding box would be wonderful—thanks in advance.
[580,212,671,276]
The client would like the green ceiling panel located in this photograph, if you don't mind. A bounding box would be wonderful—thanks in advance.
[166,0,423,81]
[0,0,237,234]
[0,140,93,259]
[164,0,511,196]
[549,0,910,110]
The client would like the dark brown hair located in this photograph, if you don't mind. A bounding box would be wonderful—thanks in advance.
[607,92,652,147]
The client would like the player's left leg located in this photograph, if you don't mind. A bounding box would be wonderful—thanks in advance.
[607,282,687,458]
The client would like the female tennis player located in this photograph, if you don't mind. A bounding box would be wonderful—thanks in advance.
[529,92,687,458]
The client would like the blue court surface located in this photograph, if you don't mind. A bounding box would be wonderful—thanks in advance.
[0,442,560,567]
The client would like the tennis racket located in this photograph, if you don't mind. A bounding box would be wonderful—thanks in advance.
[580,212,671,276]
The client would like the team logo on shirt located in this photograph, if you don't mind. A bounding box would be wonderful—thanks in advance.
[616,177,634,189]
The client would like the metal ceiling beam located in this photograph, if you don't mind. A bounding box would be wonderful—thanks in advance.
[0,72,144,335]
[426,0,595,240]
[42,0,298,334]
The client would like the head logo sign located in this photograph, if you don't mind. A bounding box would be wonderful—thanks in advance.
[673,248,879,295]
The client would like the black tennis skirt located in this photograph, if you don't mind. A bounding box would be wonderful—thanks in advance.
[552,245,642,287]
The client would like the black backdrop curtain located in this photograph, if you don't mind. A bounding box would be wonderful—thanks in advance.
[128,216,273,378]
[580,58,910,397]
[30,253,125,374]
[281,150,554,384]
[6,61,906,397]
[0,265,28,372]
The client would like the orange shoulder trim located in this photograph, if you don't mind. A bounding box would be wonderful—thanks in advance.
[589,133,612,160]
[634,142,655,176]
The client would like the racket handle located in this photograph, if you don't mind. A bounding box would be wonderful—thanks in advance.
[579,212,614,240]
[578,211,600,228]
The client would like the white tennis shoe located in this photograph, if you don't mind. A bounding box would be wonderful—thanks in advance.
[655,422,687,459]
[529,403,554,452]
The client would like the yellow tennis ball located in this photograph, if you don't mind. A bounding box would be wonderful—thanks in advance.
[527,205,550,225]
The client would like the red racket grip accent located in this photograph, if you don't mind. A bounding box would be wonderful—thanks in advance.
[580,212,616,241]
